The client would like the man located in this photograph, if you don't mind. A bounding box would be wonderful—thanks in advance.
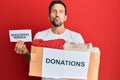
[14,0,84,80]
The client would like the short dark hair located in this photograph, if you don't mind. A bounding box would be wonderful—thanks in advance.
[49,0,67,15]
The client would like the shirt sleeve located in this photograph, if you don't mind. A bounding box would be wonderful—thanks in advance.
[76,34,85,44]
[33,32,39,40]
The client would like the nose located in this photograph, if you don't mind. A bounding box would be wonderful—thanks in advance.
[56,11,60,17]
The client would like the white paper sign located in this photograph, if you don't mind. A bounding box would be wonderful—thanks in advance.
[9,29,32,42]
[42,48,90,79]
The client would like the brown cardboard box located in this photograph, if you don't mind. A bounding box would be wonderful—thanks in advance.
[29,45,100,80]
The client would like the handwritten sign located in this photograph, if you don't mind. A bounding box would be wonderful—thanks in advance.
[9,29,32,42]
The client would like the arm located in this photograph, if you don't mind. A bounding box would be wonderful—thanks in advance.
[23,52,30,64]
[14,40,30,64]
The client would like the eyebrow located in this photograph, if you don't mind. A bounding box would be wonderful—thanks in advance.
[51,9,65,11]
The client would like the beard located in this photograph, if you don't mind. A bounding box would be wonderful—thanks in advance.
[52,21,62,27]
[51,17,63,27]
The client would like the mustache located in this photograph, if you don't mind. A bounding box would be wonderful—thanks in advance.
[55,16,60,19]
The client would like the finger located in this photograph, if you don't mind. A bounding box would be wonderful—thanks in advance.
[15,41,19,52]
[22,44,27,54]
[15,40,22,51]
[15,40,24,54]
[18,41,24,54]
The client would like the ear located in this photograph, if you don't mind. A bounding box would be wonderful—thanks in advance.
[48,15,50,20]
[64,15,67,21]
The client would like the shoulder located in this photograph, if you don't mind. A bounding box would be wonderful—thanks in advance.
[66,29,84,43]
[36,28,51,35]
[34,28,51,39]
[66,29,81,36]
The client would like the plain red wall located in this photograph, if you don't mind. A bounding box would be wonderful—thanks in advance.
[0,0,119,80]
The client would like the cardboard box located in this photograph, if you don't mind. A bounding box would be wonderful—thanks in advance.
[29,46,100,80]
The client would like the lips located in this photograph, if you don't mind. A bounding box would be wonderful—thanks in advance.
[55,19,59,22]
[55,17,60,22]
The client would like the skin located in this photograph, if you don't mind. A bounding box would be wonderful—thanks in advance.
[49,4,67,34]
[14,4,67,63]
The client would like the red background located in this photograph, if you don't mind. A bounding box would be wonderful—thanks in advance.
[0,0,119,80]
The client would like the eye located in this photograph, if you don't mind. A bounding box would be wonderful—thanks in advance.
[59,10,65,13]
[51,10,56,13]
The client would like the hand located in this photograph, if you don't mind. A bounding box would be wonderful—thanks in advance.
[14,40,29,54]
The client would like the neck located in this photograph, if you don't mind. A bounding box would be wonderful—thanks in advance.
[52,25,66,34]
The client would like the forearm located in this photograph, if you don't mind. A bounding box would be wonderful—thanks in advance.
[24,52,31,64]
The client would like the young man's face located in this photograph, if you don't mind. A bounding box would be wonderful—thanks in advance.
[49,4,67,27]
